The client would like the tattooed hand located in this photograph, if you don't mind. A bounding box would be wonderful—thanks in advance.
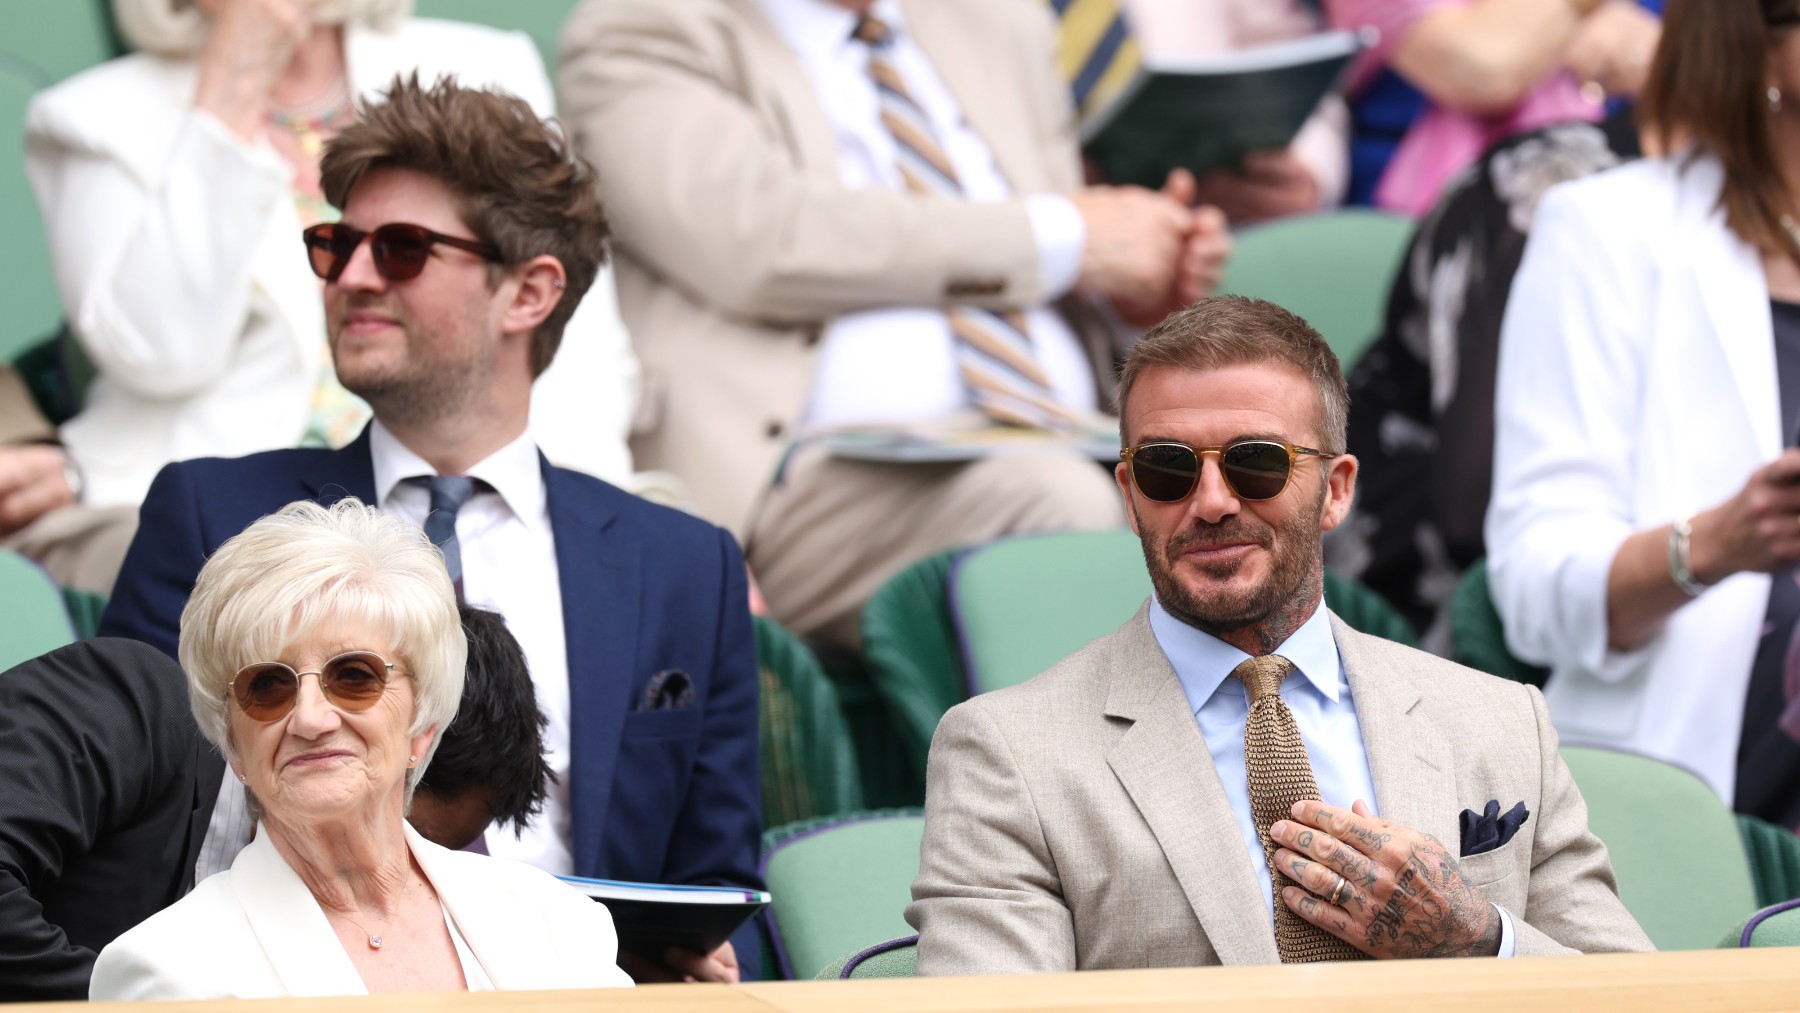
[1270,799,1501,959]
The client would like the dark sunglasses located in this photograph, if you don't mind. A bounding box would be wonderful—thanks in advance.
[302,222,502,283]
[1122,440,1336,503]
[229,650,410,723]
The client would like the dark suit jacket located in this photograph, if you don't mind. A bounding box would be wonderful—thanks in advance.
[99,430,764,950]
[0,638,223,1001]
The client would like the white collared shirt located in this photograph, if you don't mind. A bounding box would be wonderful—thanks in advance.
[370,420,574,874]
[754,0,1097,429]
[1148,596,1517,956]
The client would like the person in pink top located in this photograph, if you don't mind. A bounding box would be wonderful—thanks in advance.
[1325,0,1659,215]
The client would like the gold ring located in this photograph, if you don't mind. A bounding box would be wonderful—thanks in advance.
[1326,874,1349,907]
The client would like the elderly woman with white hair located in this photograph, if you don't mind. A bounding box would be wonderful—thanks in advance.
[23,0,634,514]
[89,500,633,998]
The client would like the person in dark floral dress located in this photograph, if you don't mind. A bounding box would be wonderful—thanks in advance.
[1327,110,1641,646]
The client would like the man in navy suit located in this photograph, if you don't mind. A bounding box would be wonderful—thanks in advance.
[100,77,761,984]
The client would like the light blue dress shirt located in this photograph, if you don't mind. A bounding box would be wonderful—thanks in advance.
[1147,595,1516,957]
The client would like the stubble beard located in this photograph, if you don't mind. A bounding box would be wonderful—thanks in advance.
[1135,482,1327,656]
[331,307,488,432]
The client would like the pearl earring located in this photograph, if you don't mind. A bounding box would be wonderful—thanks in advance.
[1772,86,1784,114]
[234,771,246,783]
[408,754,418,765]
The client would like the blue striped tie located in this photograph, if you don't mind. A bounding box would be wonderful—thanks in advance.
[855,15,1076,430]
[1049,0,1141,120]
[409,475,477,601]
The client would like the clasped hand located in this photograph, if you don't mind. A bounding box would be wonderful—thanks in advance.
[1271,799,1501,960]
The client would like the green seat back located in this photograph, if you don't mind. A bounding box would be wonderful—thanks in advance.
[1561,745,1758,950]
[1215,208,1414,368]
[754,615,863,829]
[0,3,118,84]
[859,550,964,791]
[761,810,923,981]
[951,529,1415,695]
[815,935,918,979]
[410,0,574,76]
[1722,899,1800,948]
[1735,812,1800,909]
[1449,558,1547,687]
[0,550,77,670]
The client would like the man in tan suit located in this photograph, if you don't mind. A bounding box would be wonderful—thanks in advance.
[908,296,1650,972]
[560,0,1232,646]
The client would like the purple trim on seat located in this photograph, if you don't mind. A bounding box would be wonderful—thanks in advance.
[839,934,920,979]
[758,811,924,981]
[1740,898,1800,947]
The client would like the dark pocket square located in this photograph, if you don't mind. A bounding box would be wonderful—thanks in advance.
[633,669,695,712]
[1459,800,1530,857]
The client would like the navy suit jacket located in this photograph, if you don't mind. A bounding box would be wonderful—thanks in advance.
[100,430,764,927]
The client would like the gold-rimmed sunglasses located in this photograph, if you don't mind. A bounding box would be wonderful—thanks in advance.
[1122,440,1336,503]
[228,650,411,723]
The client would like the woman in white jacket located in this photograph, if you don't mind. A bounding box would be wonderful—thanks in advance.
[26,0,635,510]
[1489,0,1800,825]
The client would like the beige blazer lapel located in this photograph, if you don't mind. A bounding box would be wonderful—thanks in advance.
[1103,609,1280,965]
[902,0,1047,193]
[229,829,368,997]
[1332,616,1461,851]
[723,0,844,178]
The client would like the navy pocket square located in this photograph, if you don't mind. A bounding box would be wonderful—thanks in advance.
[1459,800,1529,857]
[633,669,695,712]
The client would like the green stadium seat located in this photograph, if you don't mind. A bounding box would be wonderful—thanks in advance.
[1562,745,1759,951]
[815,935,918,979]
[410,0,576,77]
[1448,558,1547,688]
[0,2,118,84]
[760,809,923,981]
[754,615,863,829]
[1734,812,1800,910]
[1215,208,1414,369]
[1722,898,1800,948]
[0,550,77,671]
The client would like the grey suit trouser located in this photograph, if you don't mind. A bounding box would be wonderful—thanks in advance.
[745,443,1126,649]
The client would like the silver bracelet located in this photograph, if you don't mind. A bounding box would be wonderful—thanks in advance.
[1667,516,1707,598]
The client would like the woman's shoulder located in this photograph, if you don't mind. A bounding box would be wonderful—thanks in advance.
[347,17,550,116]
[90,872,258,1000]
[27,52,194,140]
[1537,155,1697,232]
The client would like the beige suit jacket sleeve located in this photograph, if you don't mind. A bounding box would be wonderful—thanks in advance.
[557,0,1049,325]
[908,701,1077,975]
[1511,685,1654,955]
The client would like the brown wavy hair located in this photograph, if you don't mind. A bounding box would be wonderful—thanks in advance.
[1640,0,1800,253]
[321,74,609,377]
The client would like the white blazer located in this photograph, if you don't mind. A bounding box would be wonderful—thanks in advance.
[90,823,635,999]
[1487,153,1778,803]
[25,18,636,508]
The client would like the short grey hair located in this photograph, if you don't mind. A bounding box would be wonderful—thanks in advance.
[112,0,413,57]
[178,498,465,796]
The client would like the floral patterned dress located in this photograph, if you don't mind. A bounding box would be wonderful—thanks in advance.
[1325,111,1640,646]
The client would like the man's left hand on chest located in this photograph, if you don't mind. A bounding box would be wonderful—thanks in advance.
[1270,799,1503,960]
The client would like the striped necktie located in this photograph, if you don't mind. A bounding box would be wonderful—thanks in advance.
[1232,655,1368,963]
[854,14,1076,431]
[407,474,480,602]
[1049,0,1141,120]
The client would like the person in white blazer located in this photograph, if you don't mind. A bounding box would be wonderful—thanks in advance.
[91,500,633,998]
[25,0,636,512]
[1487,0,1800,824]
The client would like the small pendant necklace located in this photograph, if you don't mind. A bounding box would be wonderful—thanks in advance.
[269,77,353,158]
[338,874,416,951]
[1779,214,1800,263]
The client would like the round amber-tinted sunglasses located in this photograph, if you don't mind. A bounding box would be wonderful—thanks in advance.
[302,222,501,283]
[1122,440,1335,503]
[229,650,410,723]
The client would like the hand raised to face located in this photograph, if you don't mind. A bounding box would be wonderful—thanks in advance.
[1270,799,1501,960]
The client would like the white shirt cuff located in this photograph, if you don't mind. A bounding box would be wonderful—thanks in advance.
[1025,193,1086,300]
[1493,903,1517,958]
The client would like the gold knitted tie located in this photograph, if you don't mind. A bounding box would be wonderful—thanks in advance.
[1231,654,1367,963]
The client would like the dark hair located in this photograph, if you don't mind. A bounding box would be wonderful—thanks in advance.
[319,74,610,376]
[417,604,553,832]
[1639,0,1800,254]
[1117,296,1348,453]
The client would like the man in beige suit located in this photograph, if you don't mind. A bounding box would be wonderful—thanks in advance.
[908,296,1650,972]
[560,0,1232,646]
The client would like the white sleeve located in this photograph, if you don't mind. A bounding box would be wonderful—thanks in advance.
[1485,181,1655,682]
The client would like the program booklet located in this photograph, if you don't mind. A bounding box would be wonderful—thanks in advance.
[1080,29,1368,189]
[557,876,771,957]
